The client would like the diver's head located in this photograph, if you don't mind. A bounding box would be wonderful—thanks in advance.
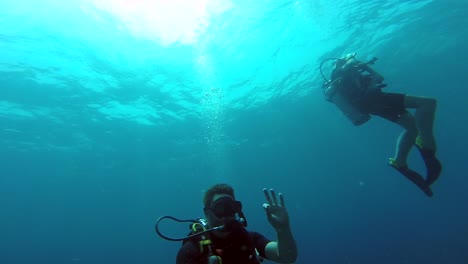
[203,184,244,236]
[335,52,357,68]
[344,52,356,60]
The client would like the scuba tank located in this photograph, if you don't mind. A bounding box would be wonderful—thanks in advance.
[320,53,380,126]
[324,84,371,126]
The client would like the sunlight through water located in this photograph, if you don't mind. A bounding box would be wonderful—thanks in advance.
[87,0,233,46]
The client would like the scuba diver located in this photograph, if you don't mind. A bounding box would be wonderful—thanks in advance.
[321,53,442,197]
[155,183,297,264]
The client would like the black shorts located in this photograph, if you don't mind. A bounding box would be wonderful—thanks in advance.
[358,91,408,122]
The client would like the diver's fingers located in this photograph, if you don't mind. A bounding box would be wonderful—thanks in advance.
[263,188,272,205]
[279,193,285,207]
[270,189,278,205]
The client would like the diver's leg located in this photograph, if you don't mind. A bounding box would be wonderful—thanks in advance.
[403,95,441,185]
[404,96,437,150]
[392,113,418,167]
[368,92,432,196]
[390,113,432,197]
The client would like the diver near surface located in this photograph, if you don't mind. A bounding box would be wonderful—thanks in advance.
[155,183,297,264]
[321,53,442,197]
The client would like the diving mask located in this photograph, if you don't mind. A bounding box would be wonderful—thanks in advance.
[205,197,242,218]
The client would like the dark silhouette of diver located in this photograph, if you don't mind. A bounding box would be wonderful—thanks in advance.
[322,53,442,197]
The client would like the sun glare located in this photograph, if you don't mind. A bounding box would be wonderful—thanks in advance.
[87,0,233,46]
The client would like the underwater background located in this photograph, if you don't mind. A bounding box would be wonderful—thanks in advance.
[1,0,467,263]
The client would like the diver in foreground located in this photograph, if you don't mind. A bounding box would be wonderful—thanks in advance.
[155,183,297,263]
[321,53,442,197]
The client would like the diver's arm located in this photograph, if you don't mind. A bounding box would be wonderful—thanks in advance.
[360,64,384,83]
[262,189,297,263]
[265,227,298,263]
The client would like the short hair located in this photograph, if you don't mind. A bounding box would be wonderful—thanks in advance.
[203,183,235,208]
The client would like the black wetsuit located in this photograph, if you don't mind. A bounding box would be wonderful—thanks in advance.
[332,60,408,122]
[176,230,270,264]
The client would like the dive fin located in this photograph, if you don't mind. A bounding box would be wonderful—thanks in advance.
[415,137,442,186]
[389,159,433,197]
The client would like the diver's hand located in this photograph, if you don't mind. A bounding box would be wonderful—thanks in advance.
[262,188,290,231]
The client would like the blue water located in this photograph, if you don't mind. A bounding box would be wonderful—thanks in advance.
[1,0,467,263]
